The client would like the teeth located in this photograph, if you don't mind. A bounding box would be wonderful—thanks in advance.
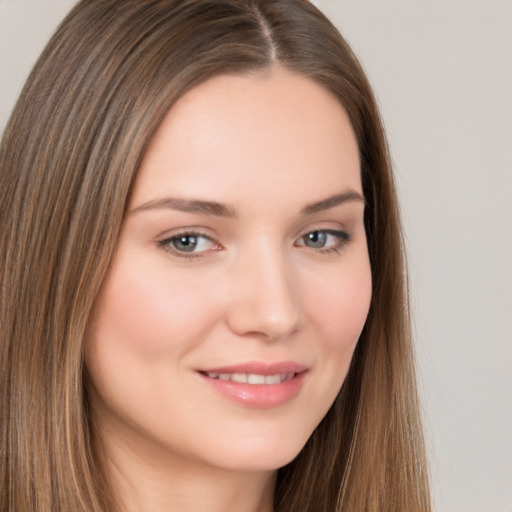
[248,374,265,385]
[264,374,281,385]
[205,372,294,384]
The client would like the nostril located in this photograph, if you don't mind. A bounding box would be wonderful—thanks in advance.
[226,303,300,340]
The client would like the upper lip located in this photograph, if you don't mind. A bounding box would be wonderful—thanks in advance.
[198,361,308,375]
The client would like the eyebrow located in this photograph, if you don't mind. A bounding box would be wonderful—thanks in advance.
[129,190,364,218]
[129,197,238,218]
[300,190,365,215]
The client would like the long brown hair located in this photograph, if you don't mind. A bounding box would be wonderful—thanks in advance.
[0,1,430,510]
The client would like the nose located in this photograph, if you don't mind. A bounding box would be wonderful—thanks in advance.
[226,244,301,341]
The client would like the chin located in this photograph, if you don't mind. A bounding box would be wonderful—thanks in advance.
[199,430,310,473]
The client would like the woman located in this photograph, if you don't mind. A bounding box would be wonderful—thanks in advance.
[0,0,431,511]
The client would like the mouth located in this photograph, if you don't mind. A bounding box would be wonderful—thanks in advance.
[197,362,308,408]
[199,372,296,385]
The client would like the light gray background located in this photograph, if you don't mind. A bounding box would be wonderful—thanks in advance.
[1,1,511,511]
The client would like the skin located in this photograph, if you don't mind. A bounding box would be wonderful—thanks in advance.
[86,65,372,512]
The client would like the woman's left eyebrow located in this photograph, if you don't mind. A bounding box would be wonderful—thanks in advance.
[300,190,365,215]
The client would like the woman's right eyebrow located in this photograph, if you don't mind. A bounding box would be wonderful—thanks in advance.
[128,197,238,218]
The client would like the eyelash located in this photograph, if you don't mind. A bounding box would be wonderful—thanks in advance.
[158,228,352,260]
[296,229,351,254]
[158,230,220,260]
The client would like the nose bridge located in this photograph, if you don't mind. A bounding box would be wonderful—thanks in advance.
[227,238,301,340]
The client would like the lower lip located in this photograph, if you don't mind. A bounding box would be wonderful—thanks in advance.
[198,372,307,409]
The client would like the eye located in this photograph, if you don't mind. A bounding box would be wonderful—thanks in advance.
[296,229,351,252]
[159,231,219,257]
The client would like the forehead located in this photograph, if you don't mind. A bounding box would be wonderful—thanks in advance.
[131,66,361,212]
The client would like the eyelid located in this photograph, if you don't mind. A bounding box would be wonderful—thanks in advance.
[157,229,223,259]
[294,227,352,252]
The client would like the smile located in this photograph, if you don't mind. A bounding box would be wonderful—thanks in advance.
[198,362,308,408]
[203,372,295,385]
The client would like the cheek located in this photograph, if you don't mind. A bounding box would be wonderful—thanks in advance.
[84,257,226,433]
[286,255,371,441]
[88,256,221,360]
[306,257,372,352]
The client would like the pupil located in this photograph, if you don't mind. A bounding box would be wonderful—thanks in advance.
[307,231,326,248]
[175,235,197,252]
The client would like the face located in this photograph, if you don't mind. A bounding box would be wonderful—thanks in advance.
[86,66,372,474]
